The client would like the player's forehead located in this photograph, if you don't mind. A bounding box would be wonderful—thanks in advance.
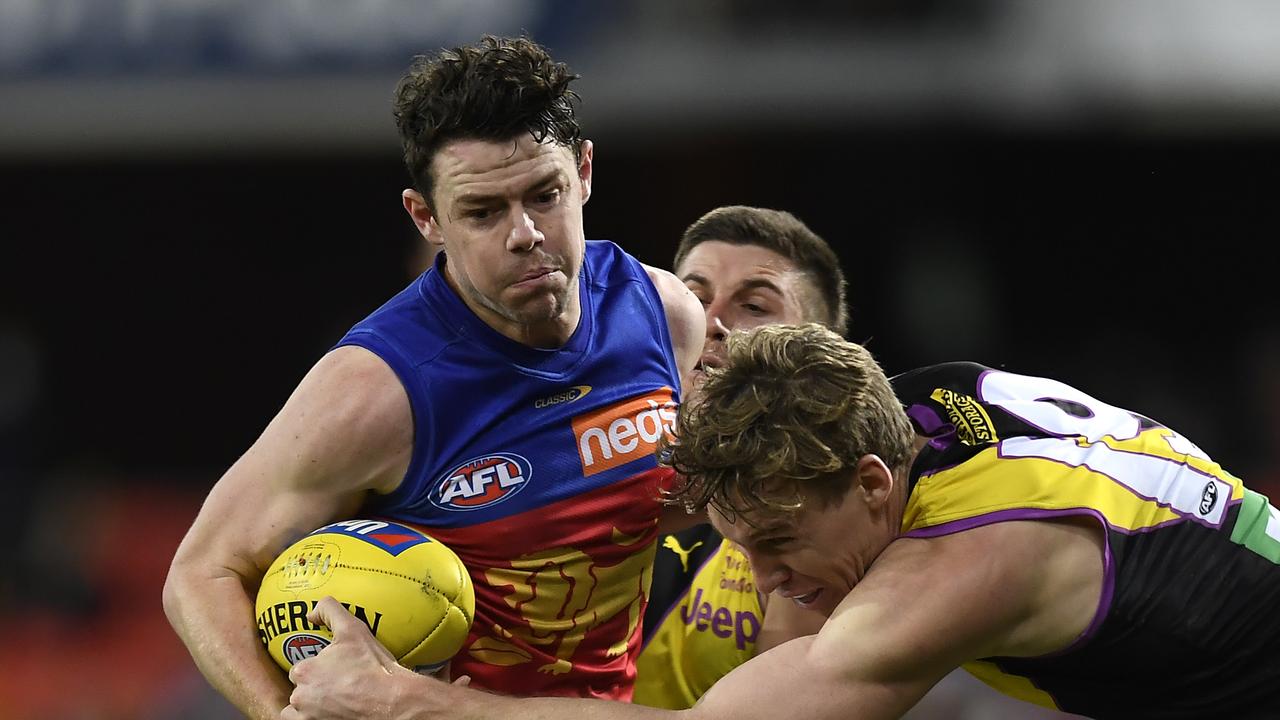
[431,135,574,204]
[678,241,806,297]
[708,502,800,544]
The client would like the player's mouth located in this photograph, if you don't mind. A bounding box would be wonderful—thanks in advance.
[513,267,560,287]
[692,353,724,374]
[786,588,822,608]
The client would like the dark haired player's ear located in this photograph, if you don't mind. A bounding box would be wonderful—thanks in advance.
[577,140,594,205]
[402,189,444,246]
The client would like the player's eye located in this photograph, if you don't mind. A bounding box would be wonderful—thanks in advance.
[758,536,794,551]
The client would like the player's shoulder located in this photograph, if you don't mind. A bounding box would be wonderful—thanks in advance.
[582,239,629,271]
[641,262,689,300]
[294,346,412,445]
[890,361,993,401]
[315,344,404,387]
[246,345,412,496]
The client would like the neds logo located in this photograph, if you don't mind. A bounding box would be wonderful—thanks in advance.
[572,388,676,476]
[431,453,532,511]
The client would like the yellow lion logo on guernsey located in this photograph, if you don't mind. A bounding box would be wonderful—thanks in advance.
[469,527,654,675]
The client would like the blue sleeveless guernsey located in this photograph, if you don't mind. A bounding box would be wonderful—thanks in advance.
[335,240,681,699]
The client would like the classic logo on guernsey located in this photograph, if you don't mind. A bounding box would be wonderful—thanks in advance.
[573,388,677,476]
[430,453,533,511]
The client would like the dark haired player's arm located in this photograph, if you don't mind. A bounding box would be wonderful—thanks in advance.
[163,346,413,720]
[644,263,704,387]
[643,264,708,534]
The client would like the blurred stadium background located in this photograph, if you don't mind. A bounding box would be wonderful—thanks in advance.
[2,1,1278,717]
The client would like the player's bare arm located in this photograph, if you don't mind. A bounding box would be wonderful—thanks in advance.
[644,263,709,535]
[645,263,705,385]
[754,583,826,653]
[163,346,413,720]
[682,517,1106,720]
[282,514,1104,720]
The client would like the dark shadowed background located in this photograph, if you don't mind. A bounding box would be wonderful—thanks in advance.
[2,2,1278,717]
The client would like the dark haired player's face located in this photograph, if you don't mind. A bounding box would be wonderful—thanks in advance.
[677,241,814,388]
[425,134,591,346]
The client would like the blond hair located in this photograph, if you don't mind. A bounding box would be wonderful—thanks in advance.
[665,323,914,517]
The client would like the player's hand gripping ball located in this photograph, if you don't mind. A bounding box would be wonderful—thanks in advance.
[255,519,474,673]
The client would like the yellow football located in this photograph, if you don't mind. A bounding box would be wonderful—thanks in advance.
[255,519,474,673]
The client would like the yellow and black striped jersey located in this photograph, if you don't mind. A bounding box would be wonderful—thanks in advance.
[633,524,761,709]
[893,362,1280,719]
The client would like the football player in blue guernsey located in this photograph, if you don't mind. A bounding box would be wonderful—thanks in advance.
[632,206,839,709]
[285,323,1280,720]
[162,35,703,720]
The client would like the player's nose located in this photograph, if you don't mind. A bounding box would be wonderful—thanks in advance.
[704,304,730,341]
[506,209,543,252]
[744,551,789,596]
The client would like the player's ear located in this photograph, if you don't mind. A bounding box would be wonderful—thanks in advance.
[403,189,444,247]
[855,454,896,511]
[577,140,593,205]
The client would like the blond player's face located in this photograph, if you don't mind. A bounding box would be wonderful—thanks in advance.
[676,241,814,389]
[711,480,894,618]
[425,135,592,337]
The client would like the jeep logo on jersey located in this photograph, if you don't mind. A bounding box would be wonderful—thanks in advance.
[572,387,677,476]
[1200,481,1219,516]
[431,453,532,511]
[535,385,592,409]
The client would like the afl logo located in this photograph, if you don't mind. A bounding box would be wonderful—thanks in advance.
[1199,482,1219,516]
[284,634,330,665]
[430,453,532,511]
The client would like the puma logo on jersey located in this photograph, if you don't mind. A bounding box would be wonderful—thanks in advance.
[535,385,592,409]
[572,388,677,477]
[663,536,704,572]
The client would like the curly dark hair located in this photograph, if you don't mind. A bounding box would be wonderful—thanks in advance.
[393,35,583,203]
[664,323,914,519]
[673,206,849,337]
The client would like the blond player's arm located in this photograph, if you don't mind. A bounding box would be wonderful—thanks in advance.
[163,346,413,720]
[754,583,827,653]
[283,517,1104,720]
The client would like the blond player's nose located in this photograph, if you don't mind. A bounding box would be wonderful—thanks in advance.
[745,551,788,595]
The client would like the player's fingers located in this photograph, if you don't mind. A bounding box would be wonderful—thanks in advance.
[307,595,353,635]
[452,674,472,687]
[288,657,306,685]
[280,703,303,720]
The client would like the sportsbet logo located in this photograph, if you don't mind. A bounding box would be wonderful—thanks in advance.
[572,387,676,476]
